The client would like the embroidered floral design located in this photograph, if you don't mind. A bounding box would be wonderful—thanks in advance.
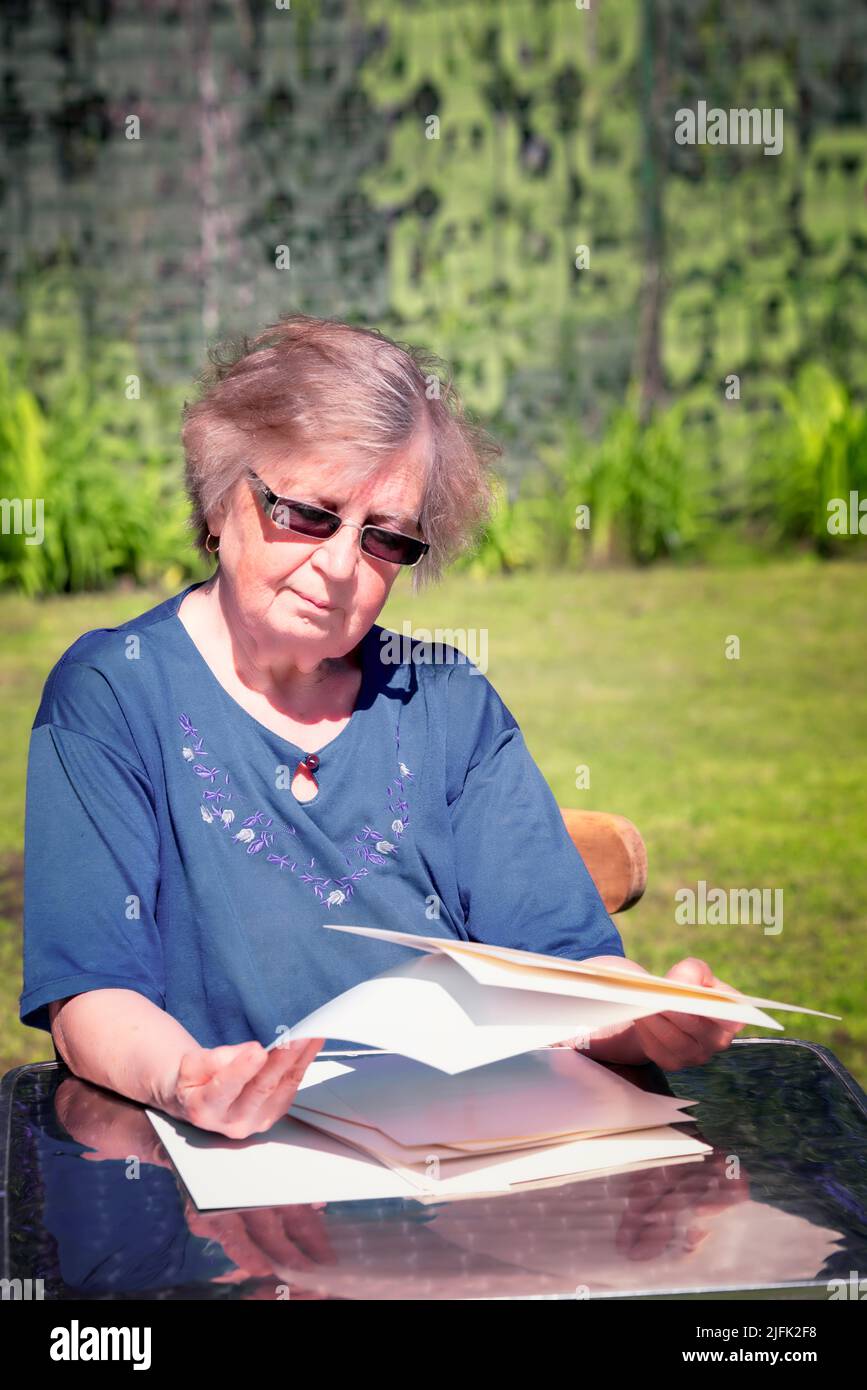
[177,710,413,905]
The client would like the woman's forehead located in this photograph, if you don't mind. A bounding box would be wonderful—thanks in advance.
[259,449,426,506]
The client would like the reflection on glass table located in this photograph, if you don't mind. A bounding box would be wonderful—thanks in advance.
[2,1039,866,1301]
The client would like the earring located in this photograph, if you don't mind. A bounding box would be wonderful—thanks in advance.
[205,532,220,555]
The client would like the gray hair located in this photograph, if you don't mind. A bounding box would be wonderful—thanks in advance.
[181,313,502,590]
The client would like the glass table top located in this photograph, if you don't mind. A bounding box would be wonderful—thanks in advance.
[2,1039,866,1300]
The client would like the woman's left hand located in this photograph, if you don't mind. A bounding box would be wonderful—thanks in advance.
[631,956,745,1070]
[554,954,746,1069]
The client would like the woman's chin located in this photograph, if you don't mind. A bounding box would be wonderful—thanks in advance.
[262,605,344,653]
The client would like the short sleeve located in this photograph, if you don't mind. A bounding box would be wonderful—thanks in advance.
[20,657,166,1032]
[445,660,625,962]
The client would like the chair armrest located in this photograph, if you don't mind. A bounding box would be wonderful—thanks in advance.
[559,809,647,914]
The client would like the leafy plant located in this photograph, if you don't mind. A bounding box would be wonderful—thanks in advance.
[0,270,199,595]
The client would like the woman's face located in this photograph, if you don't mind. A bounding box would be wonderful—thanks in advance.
[208,438,427,670]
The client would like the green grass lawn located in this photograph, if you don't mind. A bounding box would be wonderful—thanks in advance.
[1,560,865,1082]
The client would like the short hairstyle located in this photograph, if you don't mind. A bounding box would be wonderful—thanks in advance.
[181,313,502,590]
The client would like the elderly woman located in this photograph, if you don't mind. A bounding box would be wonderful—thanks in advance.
[20,314,742,1140]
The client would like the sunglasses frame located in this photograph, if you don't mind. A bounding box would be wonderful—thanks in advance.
[245,467,430,568]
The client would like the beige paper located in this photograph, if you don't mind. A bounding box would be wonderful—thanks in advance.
[292,1107,668,1163]
[294,1047,697,1148]
[322,923,838,1020]
[292,1105,711,1196]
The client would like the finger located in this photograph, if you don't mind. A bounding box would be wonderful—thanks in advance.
[241,1208,317,1273]
[278,1205,336,1265]
[616,1178,681,1258]
[227,1038,324,1130]
[683,1223,711,1252]
[178,1042,261,1090]
[178,1041,268,1114]
[653,1006,736,1058]
[619,1172,680,1223]
[695,1012,744,1048]
[635,1014,708,1069]
[633,1027,682,1072]
[239,1204,336,1272]
[668,956,748,1007]
[619,1210,680,1263]
[665,999,745,1049]
[210,1220,277,1279]
[235,1037,322,1117]
[709,1018,746,1045]
[257,1072,324,1133]
[666,956,716,987]
[706,972,746,999]
[657,1009,739,1055]
[637,1011,704,1060]
[185,1209,274,1279]
[619,1167,722,1222]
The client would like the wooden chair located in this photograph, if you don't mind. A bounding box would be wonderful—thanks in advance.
[559,809,647,915]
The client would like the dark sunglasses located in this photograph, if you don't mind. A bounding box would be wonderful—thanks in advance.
[245,468,430,568]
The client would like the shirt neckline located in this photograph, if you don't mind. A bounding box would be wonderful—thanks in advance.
[170,580,381,766]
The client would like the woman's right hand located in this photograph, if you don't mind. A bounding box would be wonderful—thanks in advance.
[162,1036,325,1139]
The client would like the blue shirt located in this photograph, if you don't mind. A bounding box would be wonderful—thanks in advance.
[20,580,624,1049]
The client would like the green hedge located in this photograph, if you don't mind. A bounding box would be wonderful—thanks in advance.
[1,273,865,594]
[0,273,199,595]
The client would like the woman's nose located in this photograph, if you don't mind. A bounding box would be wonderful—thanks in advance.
[310,520,363,573]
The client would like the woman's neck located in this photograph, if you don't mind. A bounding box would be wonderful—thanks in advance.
[179,575,362,716]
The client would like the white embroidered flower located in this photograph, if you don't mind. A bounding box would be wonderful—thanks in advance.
[221,809,235,826]
[375,840,396,854]
[182,747,194,761]
[200,805,214,824]
[391,819,404,835]
[399,762,411,777]
[326,890,346,906]
[234,827,255,843]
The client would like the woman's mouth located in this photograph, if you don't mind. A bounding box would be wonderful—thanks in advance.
[291,588,335,612]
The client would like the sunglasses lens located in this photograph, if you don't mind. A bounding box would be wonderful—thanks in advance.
[272,501,338,538]
[362,527,425,566]
[262,478,426,566]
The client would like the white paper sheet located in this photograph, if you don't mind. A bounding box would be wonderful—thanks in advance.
[148,1108,421,1207]
[270,946,787,1074]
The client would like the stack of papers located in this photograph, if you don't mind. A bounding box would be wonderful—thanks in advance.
[148,1049,712,1209]
[267,924,838,1074]
[147,927,838,1210]
[290,1048,710,1198]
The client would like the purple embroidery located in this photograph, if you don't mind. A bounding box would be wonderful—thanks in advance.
[177,710,412,907]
